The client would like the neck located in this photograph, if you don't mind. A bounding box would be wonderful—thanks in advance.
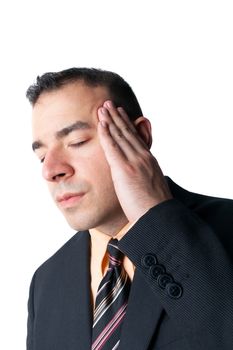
[94,217,129,236]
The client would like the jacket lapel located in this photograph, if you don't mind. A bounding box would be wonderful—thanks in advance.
[119,269,163,350]
[65,230,92,350]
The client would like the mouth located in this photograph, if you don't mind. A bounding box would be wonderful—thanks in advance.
[56,192,85,208]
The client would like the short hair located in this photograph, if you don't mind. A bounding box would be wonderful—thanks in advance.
[26,67,143,121]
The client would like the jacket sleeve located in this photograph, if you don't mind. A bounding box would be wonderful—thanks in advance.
[26,272,36,350]
[119,198,233,348]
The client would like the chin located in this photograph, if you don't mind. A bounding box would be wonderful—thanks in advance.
[67,220,90,232]
[65,215,99,232]
[62,205,123,232]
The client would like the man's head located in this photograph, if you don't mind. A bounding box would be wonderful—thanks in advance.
[26,67,143,122]
[27,68,152,234]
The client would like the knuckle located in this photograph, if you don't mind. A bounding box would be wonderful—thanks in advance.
[111,140,118,148]
[123,126,132,133]
[125,162,136,175]
[116,131,124,138]
[142,149,152,159]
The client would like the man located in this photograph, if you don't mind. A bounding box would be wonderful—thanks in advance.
[26,68,233,350]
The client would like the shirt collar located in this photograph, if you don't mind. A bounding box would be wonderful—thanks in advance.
[89,221,134,242]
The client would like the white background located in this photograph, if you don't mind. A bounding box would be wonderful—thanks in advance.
[0,1,232,348]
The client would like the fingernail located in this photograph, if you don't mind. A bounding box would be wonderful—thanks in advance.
[105,100,113,108]
[100,107,107,115]
[117,107,124,113]
[100,120,107,128]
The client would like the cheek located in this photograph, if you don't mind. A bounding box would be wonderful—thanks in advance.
[86,143,110,171]
[84,150,113,185]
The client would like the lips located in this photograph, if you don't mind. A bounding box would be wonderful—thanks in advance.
[56,192,85,208]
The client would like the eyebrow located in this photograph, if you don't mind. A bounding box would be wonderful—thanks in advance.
[32,120,92,151]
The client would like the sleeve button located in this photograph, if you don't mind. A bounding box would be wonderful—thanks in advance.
[149,264,166,280]
[141,254,157,268]
[166,282,183,299]
[157,274,174,289]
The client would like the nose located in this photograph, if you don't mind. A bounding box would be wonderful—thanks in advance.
[42,149,74,182]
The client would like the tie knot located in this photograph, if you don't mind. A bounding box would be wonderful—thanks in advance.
[107,238,124,267]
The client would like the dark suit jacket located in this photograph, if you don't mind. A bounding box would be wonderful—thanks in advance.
[27,177,233,349]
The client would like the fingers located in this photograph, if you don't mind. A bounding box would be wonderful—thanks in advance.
[104,101,136,133]
[97,105,133,162]
[98,101,148,158]
[103,101,139,139]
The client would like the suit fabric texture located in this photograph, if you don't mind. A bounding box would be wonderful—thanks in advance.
[27,177,233,349]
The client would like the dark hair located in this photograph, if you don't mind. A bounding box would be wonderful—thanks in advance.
[26,67,142,121]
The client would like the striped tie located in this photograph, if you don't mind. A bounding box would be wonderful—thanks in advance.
[92,238,131,350]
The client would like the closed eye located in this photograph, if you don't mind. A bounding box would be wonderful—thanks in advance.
[39,140,88,163]
[69,140,87,147]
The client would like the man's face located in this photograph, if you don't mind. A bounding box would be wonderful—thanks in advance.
[32,82,127,234]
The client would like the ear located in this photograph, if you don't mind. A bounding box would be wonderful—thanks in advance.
[134,116,152,149]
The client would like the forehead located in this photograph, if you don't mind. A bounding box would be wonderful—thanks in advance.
[32,82,110,136]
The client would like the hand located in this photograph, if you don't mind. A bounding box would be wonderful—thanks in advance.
[97,101,173,223]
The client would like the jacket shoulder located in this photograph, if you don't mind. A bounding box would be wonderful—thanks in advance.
[167,176,233,216]
[167,177,233,255]
[33,230,89,278]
